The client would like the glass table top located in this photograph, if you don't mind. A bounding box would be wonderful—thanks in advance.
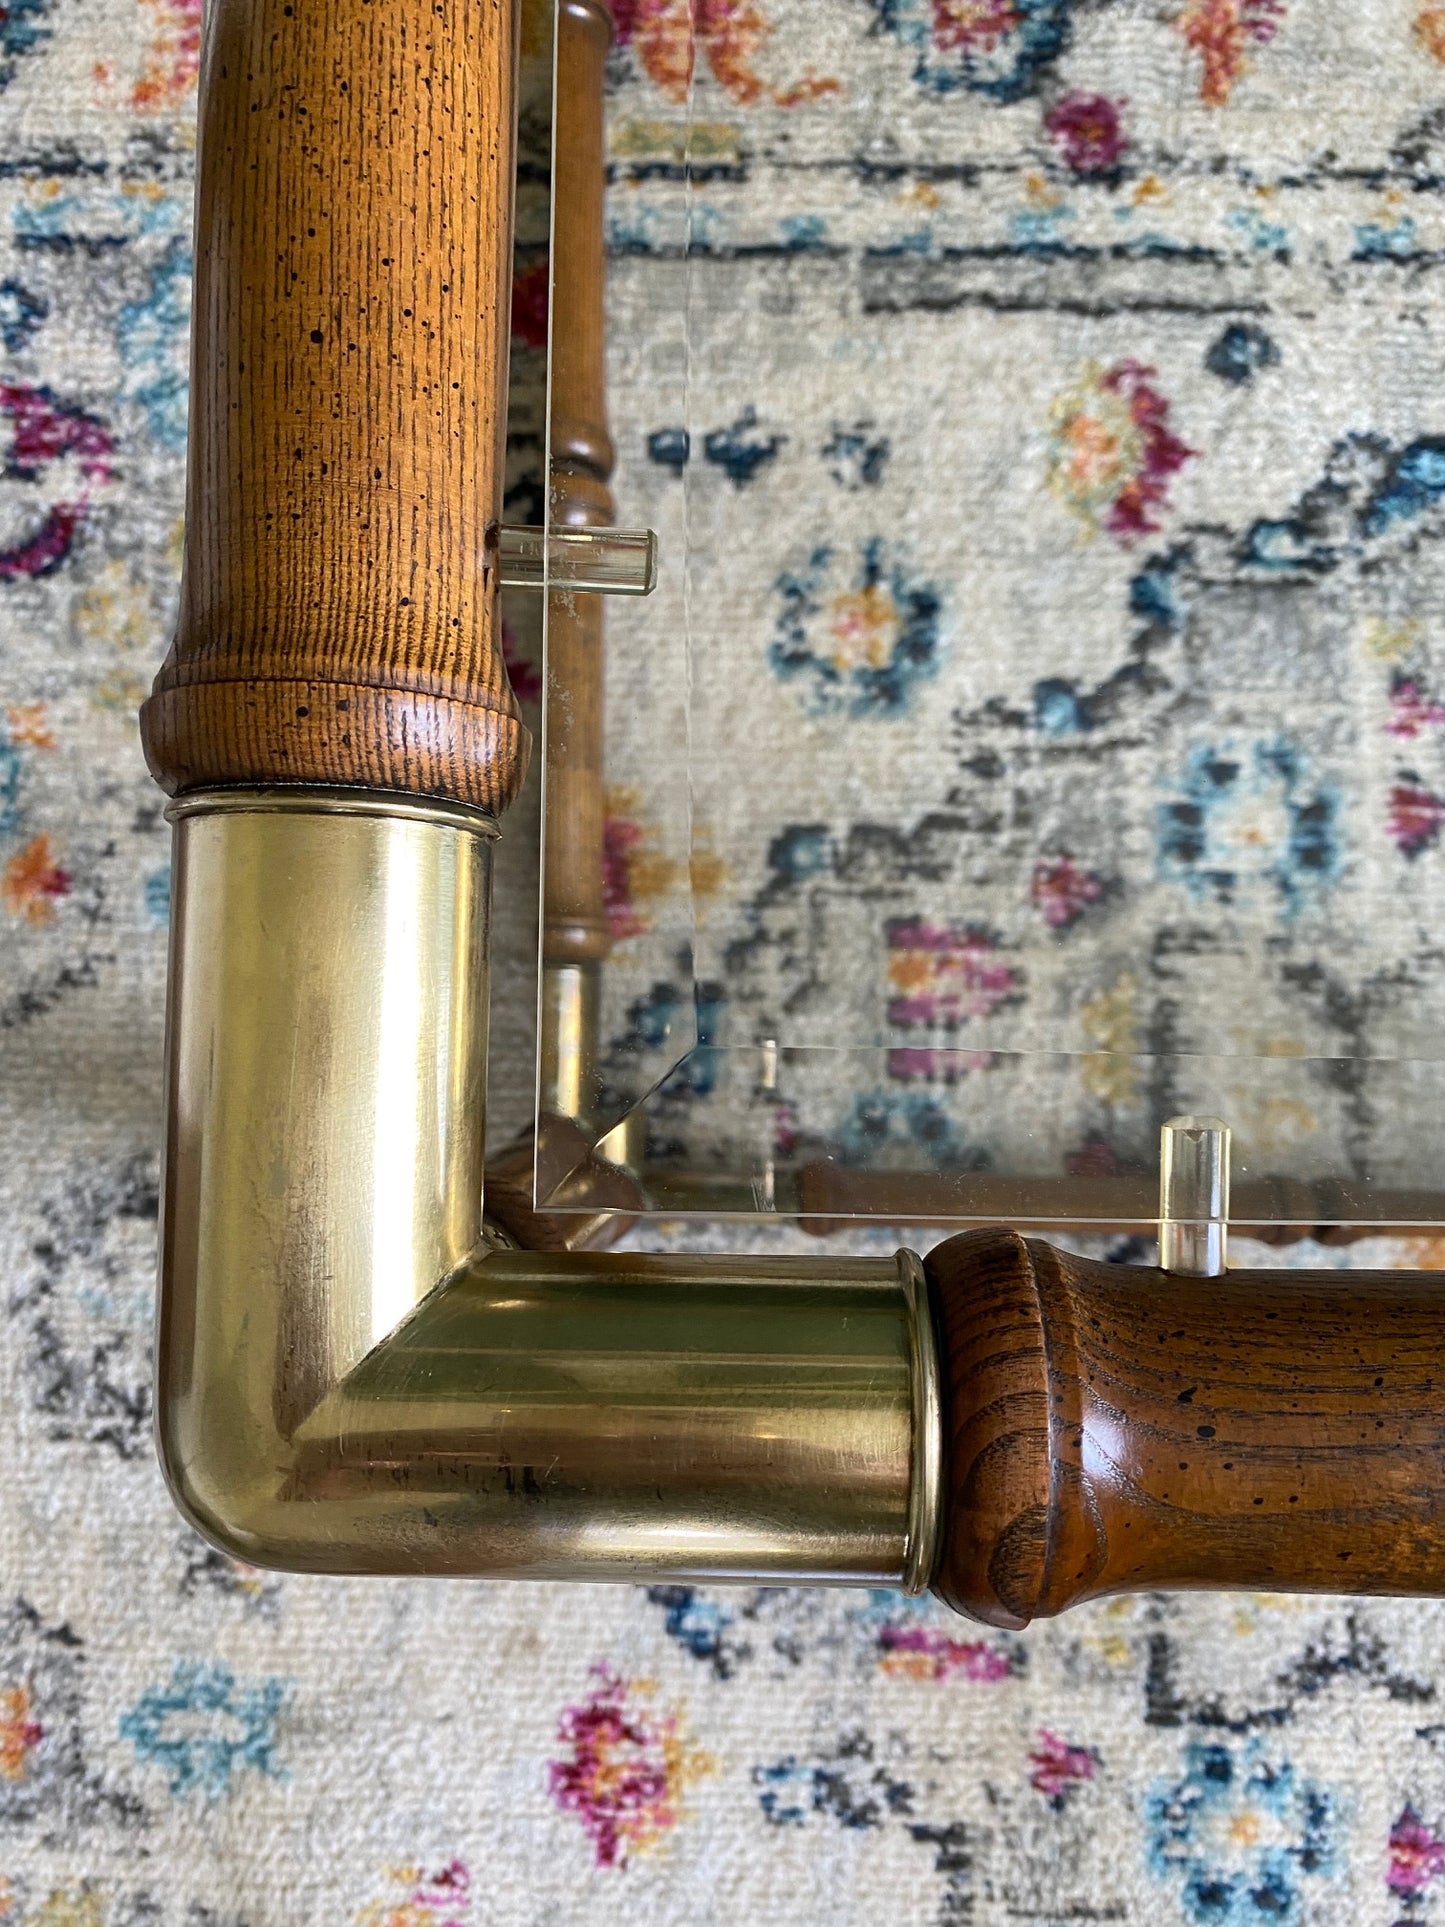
[537,0,1445,1231]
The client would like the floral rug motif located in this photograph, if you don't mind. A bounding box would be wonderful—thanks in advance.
[594,0,1445,1202]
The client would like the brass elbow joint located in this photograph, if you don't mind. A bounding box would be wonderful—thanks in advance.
[156,790,943,1590]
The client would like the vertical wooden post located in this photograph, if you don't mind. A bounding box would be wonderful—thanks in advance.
[543,0,615,973]
[141,0,528,816]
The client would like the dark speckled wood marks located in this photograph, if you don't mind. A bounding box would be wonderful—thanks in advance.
[139,0,530,814]
[928,1229,1445,1626]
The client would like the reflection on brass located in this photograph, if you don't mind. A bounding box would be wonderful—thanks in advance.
[898,1250,943,1595]
[157,790,492,1553]
[156,792,937,1587]
[539,960,597,1122]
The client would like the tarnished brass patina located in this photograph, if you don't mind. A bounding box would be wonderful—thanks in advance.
[156,791,942,1587]
[298,1246,924,1583]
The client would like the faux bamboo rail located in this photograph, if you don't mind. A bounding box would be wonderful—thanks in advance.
[543,0,614,973]
[928,1230,1445,1623]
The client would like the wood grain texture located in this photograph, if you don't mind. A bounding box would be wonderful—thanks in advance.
[928,1229,1445,1626]
[550,0,614,484]
[140,0,529,813]
[543,0,615,965]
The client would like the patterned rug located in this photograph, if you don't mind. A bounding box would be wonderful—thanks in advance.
[590,0,1445,1211]
[5,0,1445,1922]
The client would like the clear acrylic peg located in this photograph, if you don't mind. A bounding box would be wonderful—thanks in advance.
[1159,1115,1231,1277]
[499,524,658,596]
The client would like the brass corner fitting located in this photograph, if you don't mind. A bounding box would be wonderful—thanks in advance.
[156,791,943,1591]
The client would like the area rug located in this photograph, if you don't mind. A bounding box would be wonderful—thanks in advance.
[592,0,1445,1202]
[4,1,1445,1922]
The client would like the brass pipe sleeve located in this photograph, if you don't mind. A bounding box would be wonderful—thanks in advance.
[152,794,1445,1610]
[156,792,493,1521]
[156,793,943,1588]
[249,1246,931,1585]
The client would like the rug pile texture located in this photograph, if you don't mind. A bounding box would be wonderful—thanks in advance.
[594,0,1445,1196]
[5,1,1445,1922]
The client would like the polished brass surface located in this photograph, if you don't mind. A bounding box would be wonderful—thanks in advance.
[296,1247,916,1582]
[156,790,924,1583]
[157,791,493,1558]
[898,1250,944,1595]
[539,959,597,1122]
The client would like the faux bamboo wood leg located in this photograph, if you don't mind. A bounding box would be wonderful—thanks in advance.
[927,1229,1445,1626]
[140,0,526,812]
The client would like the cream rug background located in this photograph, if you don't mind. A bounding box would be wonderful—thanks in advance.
[3,1,1445,1921]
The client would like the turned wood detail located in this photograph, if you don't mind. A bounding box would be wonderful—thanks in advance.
[927,1229,1445,1627]
[141,0,529,814]
[544,0,614,967]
